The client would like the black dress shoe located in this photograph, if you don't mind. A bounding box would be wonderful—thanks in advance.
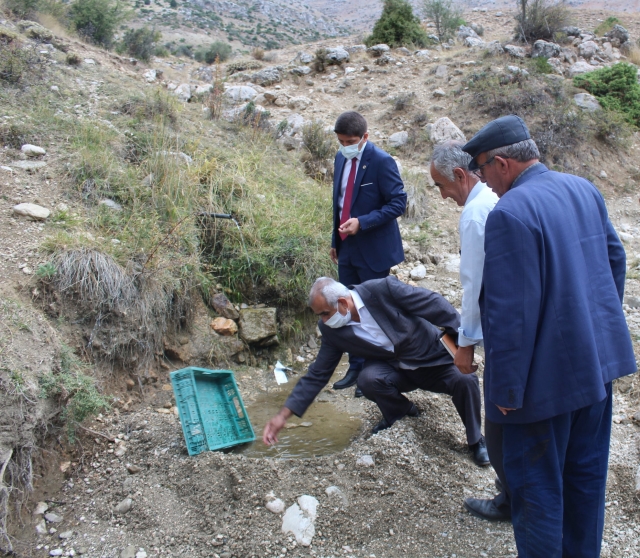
[470,436,490,467]
[463,497,511,521]
[407,403,420,417]
[333,367,360,389]
[354,387,363,398]
[371,418,391,434]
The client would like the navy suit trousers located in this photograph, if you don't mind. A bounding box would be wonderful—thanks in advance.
[502,383,612,558]
[338,237,390,372]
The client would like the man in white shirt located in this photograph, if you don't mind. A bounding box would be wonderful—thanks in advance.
[430,142,509,521]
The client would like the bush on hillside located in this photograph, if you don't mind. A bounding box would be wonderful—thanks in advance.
[422,0,463,42]
[594,16,620,37]
[118,26,160,61]
[514,0,571,42]
[365,0,429,48]
[4,0,40,18]
[69,0,127,47]
[195,41,232,64]
[574,63,640,127]
[300,120,335,182]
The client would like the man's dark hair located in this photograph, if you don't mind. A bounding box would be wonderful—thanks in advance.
[334,111,368,137]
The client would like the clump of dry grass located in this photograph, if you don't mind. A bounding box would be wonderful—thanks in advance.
[50,248,195,371]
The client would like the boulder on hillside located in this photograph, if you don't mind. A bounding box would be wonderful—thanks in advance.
[569,60,596,77]
[457,25,479,40]
[485,41,504,56]
[174,83,192,102]
[17,20,53,41]
[532,40,561,58]
[21,144,46,157]
[389,131,408,148]
[210,317,238,336]
[239,308,278,345]
[504,44,526,58]
[573,93,601,112]
[325,47,350,63]
[224,85,258,103]
[368,44,390,57]
[429,117,466,144]
[561,26,582,37]
[287,96,312,110]
[290,66,312,76]
[251,67,282,86]
[346,44,366,54]
[605,24,630,44]
[464,37,485,48]
[414,50,432,59]
[434,65,448,78]
[578,41,598,59]
[296,51,314,64]
[13,203,50,220]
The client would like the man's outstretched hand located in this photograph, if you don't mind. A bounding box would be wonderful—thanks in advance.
[454,345,478,374]
[262,407,293,445]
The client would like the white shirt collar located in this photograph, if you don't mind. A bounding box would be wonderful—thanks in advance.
[464,180,486,207]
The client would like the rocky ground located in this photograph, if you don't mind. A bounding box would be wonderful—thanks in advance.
[2,7,640,558]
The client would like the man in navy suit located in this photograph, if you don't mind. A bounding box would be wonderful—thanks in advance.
[330,111,407,395]
[463,115,636,557]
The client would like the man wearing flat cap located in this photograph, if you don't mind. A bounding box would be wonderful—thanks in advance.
[462,115,636,557]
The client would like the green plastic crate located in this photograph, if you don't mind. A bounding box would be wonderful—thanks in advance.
[170,367,255,455]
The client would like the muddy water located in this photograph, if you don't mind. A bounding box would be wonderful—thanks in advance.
[235,379,362,459]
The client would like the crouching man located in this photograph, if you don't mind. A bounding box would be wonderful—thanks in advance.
[263,276,489,466]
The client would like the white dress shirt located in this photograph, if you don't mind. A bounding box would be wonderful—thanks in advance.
[338,142,367,213]
[346,289,394,353]
[458,181,499,347]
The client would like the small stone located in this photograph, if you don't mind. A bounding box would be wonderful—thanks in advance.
[135,551,148,558]
[632,410,640,422]
[44,513,63,523]
[599,170,608,179]
[21,144,46,157]
[114,498,133,515]
[430,117,466,144]
[432,88,446,97]
[35,519,47,535]
[84,58,95,65]
[504,44,526,58]
[211,317,238,336]
[59,531,73,540]
[388,131,408,148]
[126,464,141,474]
[410,265,427,280]
[33,501,49,515]
[49,549,63,557]
[100,199,123,211]
[9,160,47,171]
[325,485,348,507]
[266,498,285,514]
[300,422,313,427]
[435,65,448,78]
[120,546,136,558]
[356,455,375,467]
[13,203,50,221]
[114,445,126,457]
[281,495,318,547]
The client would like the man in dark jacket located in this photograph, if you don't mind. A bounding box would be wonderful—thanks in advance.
[329,112,407,395]
[463,115,637,557]
[263,276,488,466]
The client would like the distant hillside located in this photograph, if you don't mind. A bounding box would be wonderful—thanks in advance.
[128,0,350,51]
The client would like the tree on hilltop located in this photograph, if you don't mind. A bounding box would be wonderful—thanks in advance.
[365,0,429,48]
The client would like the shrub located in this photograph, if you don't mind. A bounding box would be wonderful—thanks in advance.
[251,46,264,60]
[0,43,41,85]
[121,91,178,126]
[66,52,81,65]
[422,0,463,42]
[195,41,232,64]
[69,0,127,48]
[530,56,554,74]
[365,0,429,48]
[300,120,335,181]
[0,122,28,148]
[574,63,640,127]
[226,60,262,74]
[393,91,416,111]
[588,108,632,148]
[4,0,40,18]
[515,0,571,42]
[594,16,620,37]
[118,26,160,61]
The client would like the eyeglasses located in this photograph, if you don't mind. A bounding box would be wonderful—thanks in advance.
[473,156,495,177]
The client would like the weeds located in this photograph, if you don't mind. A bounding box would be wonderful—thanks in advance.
[300,120,335,182]
[251,47,265,60]
[515,0,571,42]
[0,42,43,86]
[66,52,81,66]
[121,91,178,127]
[226,60,262,75]
[594,16,620,37]
[204,60,225,120]
[393,92,416,111]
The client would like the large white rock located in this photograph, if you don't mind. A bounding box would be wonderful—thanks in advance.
[13,203,50,220]
[464,37,485,48]
[504,44,526,58]
[325,47,349,63]
[21,144,46,157]
[532,40,561,58]
[368,44,390,55]
[224,85,258,103]
[281,495,318,547]
[578,40,598,59]
[410,265,427,280]
[174,83,192,102]
[429,117,466,144]
[569,61,595,77]
[389,131,408,148]
[143,69,157,82]
[574,93,601,111]
[193,84,213,96]
[287,96,312,110]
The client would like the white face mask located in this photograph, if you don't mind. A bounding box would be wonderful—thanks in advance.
[325,305,351,328]
[339,138,363,160]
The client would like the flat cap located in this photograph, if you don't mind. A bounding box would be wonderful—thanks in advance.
[463,115,531,170]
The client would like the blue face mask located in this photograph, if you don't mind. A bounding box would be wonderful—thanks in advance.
[339,138,363,160]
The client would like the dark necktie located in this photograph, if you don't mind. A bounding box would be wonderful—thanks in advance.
[339,159,358,241]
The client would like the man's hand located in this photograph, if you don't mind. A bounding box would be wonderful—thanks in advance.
[454,345,478,374]
[496,405,517,416]
[329,247,338,265]
[338,218,360,236]
[262,407,293,445]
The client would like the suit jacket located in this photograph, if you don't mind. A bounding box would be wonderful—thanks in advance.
[284,277,460,417]
[481,163,636,424]
[332,142,406,272]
